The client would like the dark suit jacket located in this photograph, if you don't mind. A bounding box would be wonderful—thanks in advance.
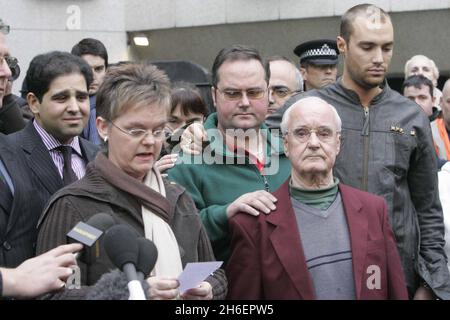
[226,180,408,300]
[6,122,99,210]
[0,134,42,267]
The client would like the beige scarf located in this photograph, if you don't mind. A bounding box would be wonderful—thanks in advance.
[142,168,183,278]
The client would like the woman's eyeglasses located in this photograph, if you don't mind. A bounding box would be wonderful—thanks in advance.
[109,121,170,141]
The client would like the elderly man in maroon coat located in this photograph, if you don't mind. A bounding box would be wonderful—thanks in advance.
[226,97,408,300]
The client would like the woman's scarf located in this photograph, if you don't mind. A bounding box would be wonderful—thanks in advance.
[94,153,182,277]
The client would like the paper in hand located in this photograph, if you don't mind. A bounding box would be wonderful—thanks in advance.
[178,261,223,294]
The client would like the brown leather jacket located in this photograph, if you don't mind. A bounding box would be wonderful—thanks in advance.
[36,162,227,299]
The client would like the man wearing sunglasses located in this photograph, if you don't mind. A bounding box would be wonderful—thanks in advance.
[168,45,291,263]
[0,19,27,134]
[0,20,10,104]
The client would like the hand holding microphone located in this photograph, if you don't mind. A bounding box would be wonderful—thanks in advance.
[65,213,115,289]
[0,243,82,298]
[66,212,115,263]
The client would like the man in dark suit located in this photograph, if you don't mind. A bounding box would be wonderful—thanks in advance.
[7,51,98,210]
[0,31,84,289]
[0,133,44,268]
[0,29,43,268]
[71,38,109,145]
[226,97,408,299]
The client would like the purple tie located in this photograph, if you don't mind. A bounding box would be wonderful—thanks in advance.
[57,145,77,186]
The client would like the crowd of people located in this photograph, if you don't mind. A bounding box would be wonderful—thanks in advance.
[1,3,450,300]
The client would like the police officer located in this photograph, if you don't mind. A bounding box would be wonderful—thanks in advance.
[294,39,339,91]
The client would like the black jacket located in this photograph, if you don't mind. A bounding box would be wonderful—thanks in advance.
[6,121,99,211]
[36,163,227,299]
[0,95,26,134]
[0,134,42,268]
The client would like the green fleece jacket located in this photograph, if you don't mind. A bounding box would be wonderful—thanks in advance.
[168,113,291,262]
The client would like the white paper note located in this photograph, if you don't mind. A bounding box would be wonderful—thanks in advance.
[178,261,223,294]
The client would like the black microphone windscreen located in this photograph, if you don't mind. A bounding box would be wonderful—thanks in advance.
[85,213,115,232]
[104,224,139,269]
[136,238,158,278]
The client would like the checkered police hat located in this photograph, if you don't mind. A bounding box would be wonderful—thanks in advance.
[294,39,339,65]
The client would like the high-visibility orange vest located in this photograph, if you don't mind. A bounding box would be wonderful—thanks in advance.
[431,118,450,160]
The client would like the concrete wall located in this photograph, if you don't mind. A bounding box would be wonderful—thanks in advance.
[125,0,450,30]
[130,16,340,69]
[1,0,129,95]
[130,9,450,85]
[2,0,450,95]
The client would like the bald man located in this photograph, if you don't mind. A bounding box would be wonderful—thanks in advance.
[266,56,303,116]
[431,79,450,160]
[404,54,442,108]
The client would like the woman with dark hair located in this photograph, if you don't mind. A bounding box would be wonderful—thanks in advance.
[167,82,208,132]
[156,82,209,172]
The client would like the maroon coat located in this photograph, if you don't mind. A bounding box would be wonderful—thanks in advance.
[226,180,408,300]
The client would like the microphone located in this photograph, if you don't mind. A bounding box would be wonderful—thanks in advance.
[85,213,116,233]
[66,213,115,264]
[136,237,158,282]
[65,213,115,289]
[103,224,146,300]
[86,269,150,300]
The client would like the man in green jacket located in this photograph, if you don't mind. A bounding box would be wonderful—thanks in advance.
[168,45,291,262]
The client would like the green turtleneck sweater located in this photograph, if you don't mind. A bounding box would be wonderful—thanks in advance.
[289,178,340,210]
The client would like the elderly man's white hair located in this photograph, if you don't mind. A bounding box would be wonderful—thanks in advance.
[404,54,440,85]
[280,97,342,135]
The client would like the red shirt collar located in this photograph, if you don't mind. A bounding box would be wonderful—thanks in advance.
[228,143,265,173]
